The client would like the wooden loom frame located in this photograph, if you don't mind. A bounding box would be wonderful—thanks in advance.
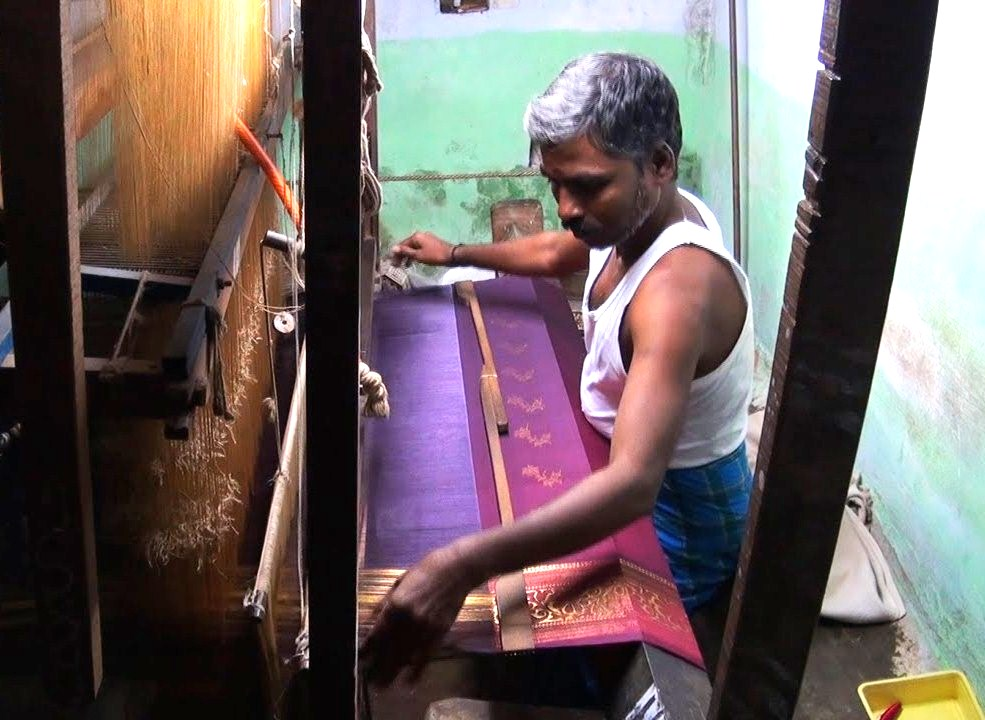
[0,32,295,439]
[0,0,940,715]
[301,0,937,717]
[0,0,301,708]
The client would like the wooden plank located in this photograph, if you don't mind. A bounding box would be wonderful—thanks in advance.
[162,58,291,381]
[302,0,362,716]
[490,200,543,246]
[80,263,193,300]
[0,351,189,417]
[359,0,380,359]
[480,376,533,651]
[707,1,940,718]
[456,281,509,433]
[0,0,103,705]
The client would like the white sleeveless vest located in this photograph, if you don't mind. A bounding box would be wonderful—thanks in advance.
[580,189,754,469]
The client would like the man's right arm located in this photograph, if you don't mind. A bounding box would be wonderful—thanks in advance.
[390,230,589,278]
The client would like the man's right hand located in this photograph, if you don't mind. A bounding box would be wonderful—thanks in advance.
[390,231,455,267]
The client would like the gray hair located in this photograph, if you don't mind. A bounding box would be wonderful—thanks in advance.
[524,53,683,167]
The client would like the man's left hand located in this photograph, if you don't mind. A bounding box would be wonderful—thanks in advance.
[360,545,478,686]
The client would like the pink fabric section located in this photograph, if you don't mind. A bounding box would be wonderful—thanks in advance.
[472,277,702,667]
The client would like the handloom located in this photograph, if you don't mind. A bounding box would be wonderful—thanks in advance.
[360,275,702,667]
[79,0,293,643]
[0,0,304,683]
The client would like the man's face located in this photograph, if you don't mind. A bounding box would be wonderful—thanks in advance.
[539,135,658,249]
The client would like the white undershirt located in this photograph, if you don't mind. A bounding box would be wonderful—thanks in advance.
[579,189,754,468]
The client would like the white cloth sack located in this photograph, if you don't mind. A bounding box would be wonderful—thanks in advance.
[746,409,906,624]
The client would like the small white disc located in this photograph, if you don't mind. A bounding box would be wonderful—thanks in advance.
[274,311,296,334]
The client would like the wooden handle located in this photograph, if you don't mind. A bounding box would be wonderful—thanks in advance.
[480,376,514,524]
[480,375,534,650]
[456,281,508,433]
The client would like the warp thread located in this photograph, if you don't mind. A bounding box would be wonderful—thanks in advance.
[359,361,390,418]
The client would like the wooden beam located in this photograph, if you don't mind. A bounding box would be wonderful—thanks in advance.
[162,58,291,381]
[302,0,362,716]
[73,27,116,141]
[360,0,379,359]
[78,263,192,301]
[0,0,103,706]
[707,1,939,718]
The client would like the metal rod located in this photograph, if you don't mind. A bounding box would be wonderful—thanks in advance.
[103,270,149,374]
[728,0,743,267]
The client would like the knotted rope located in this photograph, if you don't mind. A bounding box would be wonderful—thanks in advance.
[359,361,390,418]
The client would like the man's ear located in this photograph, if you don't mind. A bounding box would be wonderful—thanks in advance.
[648,143,677,183]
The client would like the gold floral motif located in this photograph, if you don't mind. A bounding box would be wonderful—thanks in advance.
[501,341,528,356]
[507,394,545,413]
[502,367,535,383]
[522,464,563,488]
[515,424,552,447]
[524,561,686,632]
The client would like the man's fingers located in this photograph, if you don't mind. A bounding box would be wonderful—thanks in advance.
[389,246,417,267]
[360,596,427,688]
[404,635,440,685]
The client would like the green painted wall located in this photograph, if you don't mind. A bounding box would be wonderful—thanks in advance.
[377,30,735,267]
[743,0,985,694]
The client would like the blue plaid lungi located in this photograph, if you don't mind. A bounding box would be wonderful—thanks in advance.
[652,442,753,612]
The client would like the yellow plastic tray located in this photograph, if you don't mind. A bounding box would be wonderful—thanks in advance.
[858,670,984,719]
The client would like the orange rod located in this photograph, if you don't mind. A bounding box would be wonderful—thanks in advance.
[235,116,302,231]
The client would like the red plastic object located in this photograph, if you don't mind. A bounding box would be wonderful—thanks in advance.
[879,701,903,720]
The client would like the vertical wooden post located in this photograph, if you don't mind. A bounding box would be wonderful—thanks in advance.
[0,0,103,706]
[301,0,362,716]
[708,1,939,718]
[360,0,380,359]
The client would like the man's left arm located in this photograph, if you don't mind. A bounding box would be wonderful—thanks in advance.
[362,267,708,685]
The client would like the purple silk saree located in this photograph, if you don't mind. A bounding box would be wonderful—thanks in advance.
[361,277,702,668]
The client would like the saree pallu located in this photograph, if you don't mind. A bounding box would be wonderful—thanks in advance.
[360,276,702,668]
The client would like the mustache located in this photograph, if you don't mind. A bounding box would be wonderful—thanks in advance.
[562,218,597,237]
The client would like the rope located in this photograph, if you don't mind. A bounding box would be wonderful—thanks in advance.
[359,361,390,418]
[379,167,542,183]
[357,32,390,423]
[183,298,234,421]
[360,29,383,218]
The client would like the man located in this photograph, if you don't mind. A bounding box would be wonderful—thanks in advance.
[362,52,754,685]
